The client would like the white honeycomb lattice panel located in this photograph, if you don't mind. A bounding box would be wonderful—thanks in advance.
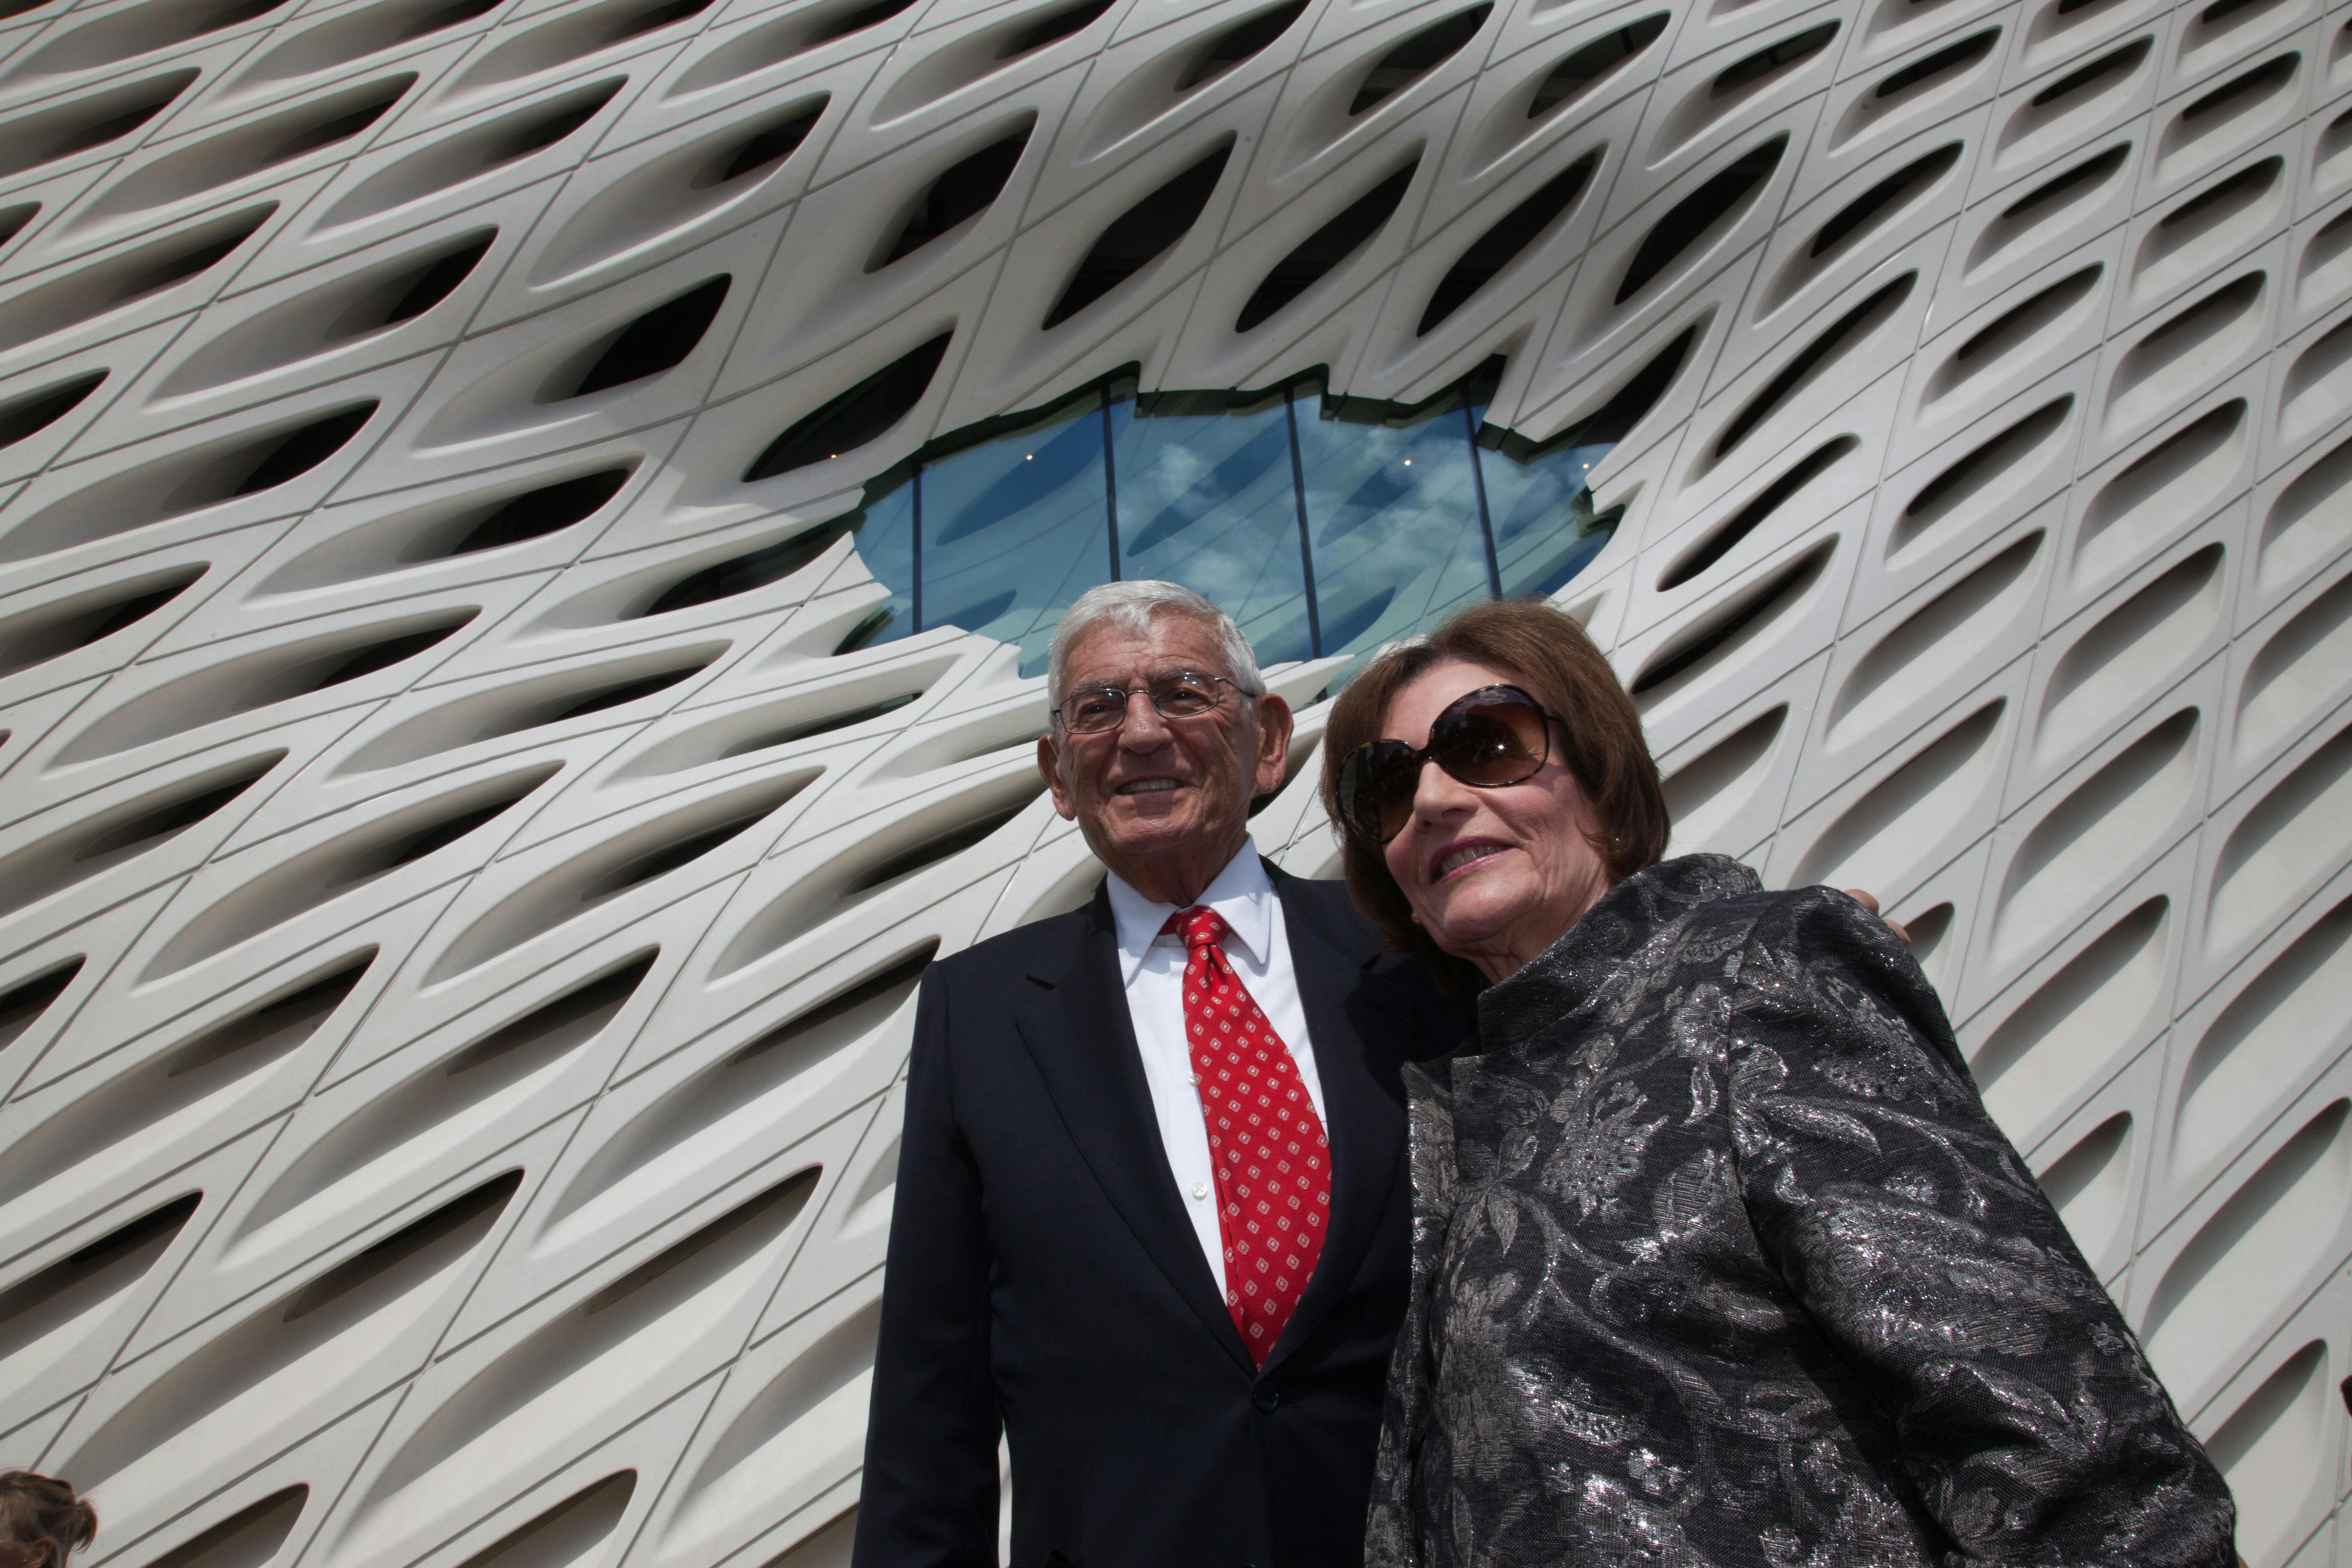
[0,0,2346,1559]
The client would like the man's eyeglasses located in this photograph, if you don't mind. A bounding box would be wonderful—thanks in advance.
[1053,671,1243,735]
[1335,685,1559,844]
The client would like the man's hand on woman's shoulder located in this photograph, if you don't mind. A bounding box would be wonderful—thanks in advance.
[1839,887,1909,947]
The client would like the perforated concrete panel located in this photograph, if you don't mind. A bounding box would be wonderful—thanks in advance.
[0,0,2345,1560]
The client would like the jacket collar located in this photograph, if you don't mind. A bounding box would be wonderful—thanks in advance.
[1015,880,1254,1371]
[1260,863,1399,1372]
[1103,838,1278,984]
[1475,853,1760,1058]
[1011,859,1398,1378]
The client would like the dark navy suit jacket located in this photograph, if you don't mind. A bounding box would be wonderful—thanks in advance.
[852,862,1473,1568]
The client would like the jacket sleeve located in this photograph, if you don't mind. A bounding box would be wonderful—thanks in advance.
[852,963,1002,1568]
[1725,891,2236,1568]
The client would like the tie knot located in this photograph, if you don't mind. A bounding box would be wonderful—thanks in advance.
[1161,905,1230,951]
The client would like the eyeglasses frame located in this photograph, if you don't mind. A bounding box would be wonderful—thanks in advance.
[1050,670,1251,736]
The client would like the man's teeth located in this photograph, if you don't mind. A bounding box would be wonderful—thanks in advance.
[1439,845,1506,876]
[1120,779,1181,794]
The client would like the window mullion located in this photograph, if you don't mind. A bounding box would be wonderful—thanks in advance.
[1101,382,1122,583]
[1285,389,1321,659]
[1465,400,1501,599]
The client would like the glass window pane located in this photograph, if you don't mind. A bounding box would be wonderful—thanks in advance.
[843,472,917,649]
[1111,386,1313,667]
[1475,427,1619,601]
[920,392,1112,676]
[1294,385,1491,659]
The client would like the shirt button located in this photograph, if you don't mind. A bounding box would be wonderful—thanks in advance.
[1192,1183,1210,1200]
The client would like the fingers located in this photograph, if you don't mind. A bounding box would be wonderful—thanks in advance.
[1841,888,1912,948]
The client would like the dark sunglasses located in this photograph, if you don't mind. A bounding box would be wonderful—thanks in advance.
[1335,685,1558,845]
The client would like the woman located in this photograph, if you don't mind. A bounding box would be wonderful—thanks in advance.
[1320,600,2236,1567]
[0,1474,94,1568]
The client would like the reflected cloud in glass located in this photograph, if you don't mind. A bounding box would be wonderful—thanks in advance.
[1113,384,1312,665]
[1295,383,1491,659]
[921,391,1112,675]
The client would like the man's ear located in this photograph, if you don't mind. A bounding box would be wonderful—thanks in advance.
[1037,734,1080,821]
[1252,693,1295,796]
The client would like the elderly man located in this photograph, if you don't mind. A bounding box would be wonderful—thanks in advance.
[852,581,1473,1568]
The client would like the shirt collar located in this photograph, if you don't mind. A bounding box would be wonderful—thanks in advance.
[1105,838,1276,986]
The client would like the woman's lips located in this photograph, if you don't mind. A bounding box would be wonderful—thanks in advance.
[1429,840,1512,883]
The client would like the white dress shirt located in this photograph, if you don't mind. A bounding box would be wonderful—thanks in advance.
[1105,838,1327,1298]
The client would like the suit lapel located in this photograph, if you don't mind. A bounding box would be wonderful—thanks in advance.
[1013,884,1254,1373]
[1265,864,1406,1372]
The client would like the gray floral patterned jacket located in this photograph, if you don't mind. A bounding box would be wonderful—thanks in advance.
[1364,854,2234,1568]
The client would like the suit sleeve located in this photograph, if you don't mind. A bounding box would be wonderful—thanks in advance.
[852,964,1002,1568]
[1726,892,2236,1568]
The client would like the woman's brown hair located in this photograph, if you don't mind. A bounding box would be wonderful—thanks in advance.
[1318,598,1669,990]
[0,1474,95,1568]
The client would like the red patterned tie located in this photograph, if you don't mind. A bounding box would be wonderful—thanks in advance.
[1162,905,1331,1364]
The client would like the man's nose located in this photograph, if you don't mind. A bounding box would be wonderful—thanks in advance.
[1117,689,1171,748]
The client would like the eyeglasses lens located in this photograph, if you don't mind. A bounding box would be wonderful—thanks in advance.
[1151,672,1220,718]
[1059,671,1225,733]
[1063,692,1126,732]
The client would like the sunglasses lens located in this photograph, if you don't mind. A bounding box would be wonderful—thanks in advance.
[1432,693,1549,788]
[1339,690,1551,844]
[1340,741,1421,843]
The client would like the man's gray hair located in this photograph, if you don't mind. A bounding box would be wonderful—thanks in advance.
[1047,581,1267,705]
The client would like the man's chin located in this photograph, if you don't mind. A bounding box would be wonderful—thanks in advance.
[1105,807,1195,842]
[1104,788,1194,823]
[1096,804,1218,858]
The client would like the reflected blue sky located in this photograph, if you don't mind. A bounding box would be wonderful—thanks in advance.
[834,370,1618,676]
[920,392,1111,675]
[1114,387,1312,667]
[1296,387,1491,660]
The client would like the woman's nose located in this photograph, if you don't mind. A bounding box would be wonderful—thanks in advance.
[1410,752,1478,821]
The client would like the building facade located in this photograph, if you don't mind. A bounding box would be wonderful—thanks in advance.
[0,0,2346,1561]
